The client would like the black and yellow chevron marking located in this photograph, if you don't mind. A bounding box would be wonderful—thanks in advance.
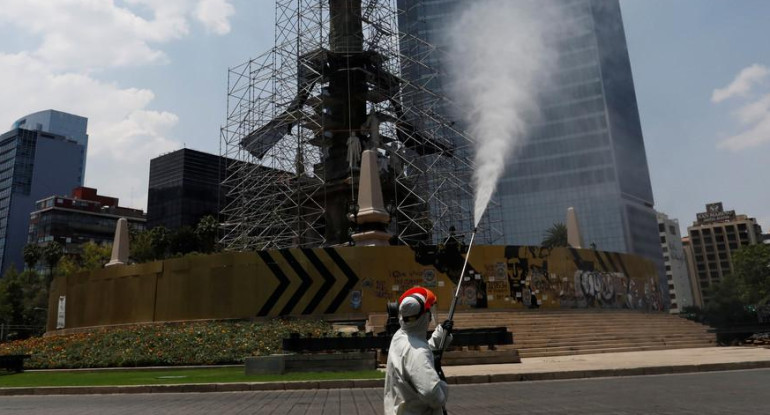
[301,249,335,315]
[278,249,313,315]
[323,248,359,314]
[256,251,289,317]
[255,248,360,317]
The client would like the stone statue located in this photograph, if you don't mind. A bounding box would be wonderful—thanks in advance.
[362,112,381,149]
[347,134,362,169]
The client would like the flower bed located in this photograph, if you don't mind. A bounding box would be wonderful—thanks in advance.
[0,319,333,369]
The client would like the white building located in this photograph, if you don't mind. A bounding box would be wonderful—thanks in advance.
[657,212,695,313]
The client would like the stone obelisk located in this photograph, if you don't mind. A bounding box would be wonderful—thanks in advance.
[566,207,584,249]
[106,217,129,267]
[350,150,391,246]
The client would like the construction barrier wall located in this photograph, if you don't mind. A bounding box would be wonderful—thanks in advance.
[47,245,664,332]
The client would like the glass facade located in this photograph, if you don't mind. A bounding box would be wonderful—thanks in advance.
[12,109,88,185]
[0,121,85,273]
[398,0,665,294]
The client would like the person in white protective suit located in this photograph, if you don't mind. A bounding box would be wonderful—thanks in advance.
[384,287,454,415]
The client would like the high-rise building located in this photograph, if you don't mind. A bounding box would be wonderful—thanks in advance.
[147,149,229,230]
[657,212,694,313]
[28,187,146,255]
[397,0,664,292]
[0,110,88,273]
[687,202,763,304]
[12,109,88,184]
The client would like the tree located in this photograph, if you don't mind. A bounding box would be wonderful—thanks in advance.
[731,244,770,305]
[195,215,219,254]
[702,275,754,325]
[169,226,198,256]
[541,223,568,249]
[699,244,770,326]
[129,229,153,263]
[0,264,49,339]
[42,241,64,284]
[23,244,42,270]
[0,267,23,326]
[149,226,170,259]
[56,256,80,277]
[81,241,112,270]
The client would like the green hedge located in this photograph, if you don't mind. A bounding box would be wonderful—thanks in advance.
[0,319,333,369]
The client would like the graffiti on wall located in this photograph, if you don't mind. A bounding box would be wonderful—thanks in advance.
[496,246,663,311]
[408,243,663,311]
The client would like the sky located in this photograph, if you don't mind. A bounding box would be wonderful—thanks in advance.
[0,0,768,235]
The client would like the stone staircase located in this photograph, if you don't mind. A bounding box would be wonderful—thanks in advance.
[367,309,716,358]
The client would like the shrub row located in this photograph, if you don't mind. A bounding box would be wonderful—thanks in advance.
[0,319,333,369]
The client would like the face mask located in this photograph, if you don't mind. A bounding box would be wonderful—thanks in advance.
[429,308,438,327]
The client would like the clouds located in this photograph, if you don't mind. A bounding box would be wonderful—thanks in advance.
[0,0,235,209]
[195,0,236,35]
[712,64,770,151]
[711,64,768,103]
[0,0,230,70]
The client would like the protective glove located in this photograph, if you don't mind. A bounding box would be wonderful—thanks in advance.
[441,319,454,334]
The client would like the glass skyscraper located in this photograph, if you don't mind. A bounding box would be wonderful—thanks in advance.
[0,110,87,273]
[398,0,664,290]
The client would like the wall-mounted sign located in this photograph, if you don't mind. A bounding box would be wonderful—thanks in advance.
[696,202,735,224]
[56,296,66,329]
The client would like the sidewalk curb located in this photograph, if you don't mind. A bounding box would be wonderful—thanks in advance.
[2,361,770,396]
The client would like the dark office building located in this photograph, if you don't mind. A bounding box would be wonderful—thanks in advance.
[0,111,87,273]
[28,187,146,254]
[398,0,665,295]
[147,149,230,230]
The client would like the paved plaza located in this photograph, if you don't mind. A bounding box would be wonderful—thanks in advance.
[3,369,770,414]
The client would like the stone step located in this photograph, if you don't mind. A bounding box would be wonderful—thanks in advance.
[443,349,521,366]
[452,317,700,324]
[511,332,715,342]
[516,332,714,340]
[508,327,712,336]
[511,336,716,349]
[517,337,715,351]
[516,341,715,358]
[511,330,713,339]
[371,320,705,331]
[367,310,716,359]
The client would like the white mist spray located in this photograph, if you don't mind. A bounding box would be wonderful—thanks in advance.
[447,0,562,227]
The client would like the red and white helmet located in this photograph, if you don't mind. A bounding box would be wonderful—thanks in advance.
[398,287,437,322]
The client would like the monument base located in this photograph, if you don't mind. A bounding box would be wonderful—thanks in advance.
[352,230,391,246]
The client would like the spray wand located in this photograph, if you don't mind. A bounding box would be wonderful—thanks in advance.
[433,227,478,374]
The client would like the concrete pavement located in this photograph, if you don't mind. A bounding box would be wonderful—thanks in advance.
[2,347,770,396]
[3,369,770,414]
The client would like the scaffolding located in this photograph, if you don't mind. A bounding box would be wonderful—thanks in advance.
[220,0,503,250]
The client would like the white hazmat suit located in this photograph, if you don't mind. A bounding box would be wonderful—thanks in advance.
[384,293,451,415]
